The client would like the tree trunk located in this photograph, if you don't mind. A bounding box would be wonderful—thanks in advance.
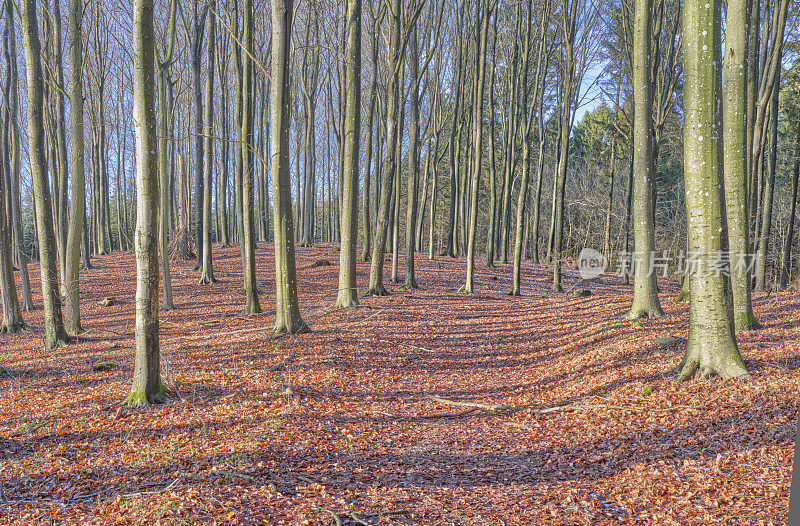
[366,0,402,296]
[21,0,68,349]
[199,2,216,284]
[4,0,32,312]
[722,0,760,328]
[626,0,663,319]
[403,26,421,290]
[677,0,749,381]
[464,0,491,294]
[64,0,86,333]
[334,0,362,308]
[191,0,207,272]
[780,113,800,289]
[128,0,166,405]
[271,0,308,332]
[0,109,23,333]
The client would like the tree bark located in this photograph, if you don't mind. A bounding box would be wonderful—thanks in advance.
[21,0,68,348]
[722,0,760,328]
[199,2,217,284]
[128,0,166,405]
[271,0,308,332]
[677,0,749,380]
[335,0,362,308]
[626,0,663,319]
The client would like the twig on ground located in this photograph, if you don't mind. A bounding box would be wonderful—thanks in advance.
[379,340,436,353]
[426,394,711,415]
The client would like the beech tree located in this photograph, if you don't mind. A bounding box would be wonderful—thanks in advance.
[335,0,361,308]
[271,0,307,333]
[626,0,663,319]
[128,0,166,406]
[676,0,749,380]
[21,0,68,349]
[199,0,217,284]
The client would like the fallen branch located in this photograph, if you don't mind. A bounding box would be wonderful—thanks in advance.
[312,507,410,526]
[379,340,436,353]
[427,395,711,415]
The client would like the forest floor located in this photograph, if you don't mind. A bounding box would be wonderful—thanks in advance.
[0,243,797,525]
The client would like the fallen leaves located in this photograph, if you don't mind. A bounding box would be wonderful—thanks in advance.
[0,244,796,524]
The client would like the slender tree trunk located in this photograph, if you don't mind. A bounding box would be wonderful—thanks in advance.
[626,0,663,318]
[4,0,32,312]
[335,0,362,308]
[358,19,377,262]
[128,0,166,405]
[21,0,68,349]
[199,3,216,284]
[192,0,207,271]
[157,0,177,309]
[755,69,780,292]
[723,0,760,328]
[403,26,421,290]
[241,0,260,313]
[366,0,402,296]
[0,107,22,332]
[51,0,69,292]
[64,0,86,333]
[781,115,800,289]
[464,0,491,294]
[271,0,307,332]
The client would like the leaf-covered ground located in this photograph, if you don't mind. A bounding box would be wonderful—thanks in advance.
[0,244,796,525]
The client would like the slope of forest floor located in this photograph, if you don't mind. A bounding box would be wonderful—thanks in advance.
[0,244,797,525]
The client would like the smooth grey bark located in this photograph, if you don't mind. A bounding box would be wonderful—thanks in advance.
[3,0,31,312]
[626,0,663,319]
[358,4,380,262]
[190,0,208,271]
[64,0,86,334]
[241,0,260,314]
[365,0,403,296]
[676,0,749,381]
[0,111,22,333]
[199,1,217,284]
[464,0,492,294]
[128,0,166,405]
[157,0,177,309]
[722,0,760,328]
[334,0,362,308]
[21,0,68,348]
[271,0,307,332]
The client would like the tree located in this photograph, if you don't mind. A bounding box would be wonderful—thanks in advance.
[271,0,308,333]
[189,0,208,272]
[0,121,22,333]
[128,0,167,406]
[3,0,32,312]
[626,0,664,319]
[511,0,549,296]
[20,0,68,349]
[464,0,493,294]
[63,0,86,335]
[157,0,178,309]
[241,0,260,314]
[334,0,361,308]
[676,0,749,380]
[366,0,404,296]
[199,0,217,284]
[721,0,760,329]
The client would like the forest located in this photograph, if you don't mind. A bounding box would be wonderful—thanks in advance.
[0,0,799,522]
